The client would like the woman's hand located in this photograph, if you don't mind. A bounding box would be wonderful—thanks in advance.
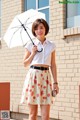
[53,83,59,94]
[23,45,38,67]
[31,45,38,55]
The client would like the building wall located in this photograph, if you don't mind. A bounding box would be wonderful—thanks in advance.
[0,0,80,120]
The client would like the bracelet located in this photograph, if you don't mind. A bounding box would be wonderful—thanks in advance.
[53,82,58,85]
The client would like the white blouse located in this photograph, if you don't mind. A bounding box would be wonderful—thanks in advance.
[25,39,56,66]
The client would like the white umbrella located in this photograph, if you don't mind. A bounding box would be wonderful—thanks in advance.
[3,9,46,49]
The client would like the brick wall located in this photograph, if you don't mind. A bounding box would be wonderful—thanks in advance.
[0,0,80,120]
[1,0,29,117]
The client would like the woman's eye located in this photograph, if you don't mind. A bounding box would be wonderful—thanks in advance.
[40,27,43,29]
[35,28,38,30]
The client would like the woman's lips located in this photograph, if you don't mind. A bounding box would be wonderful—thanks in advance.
[38,33,43,35]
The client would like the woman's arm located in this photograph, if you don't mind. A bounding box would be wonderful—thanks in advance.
[50,50,59,94]
[50,51,57,83]
[23,46,37,67]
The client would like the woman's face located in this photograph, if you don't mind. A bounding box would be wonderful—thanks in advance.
[34,23,46,40]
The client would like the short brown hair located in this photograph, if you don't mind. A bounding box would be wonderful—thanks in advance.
[32,19,49,36]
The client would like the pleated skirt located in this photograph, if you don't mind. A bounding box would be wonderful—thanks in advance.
[20,68,53,105]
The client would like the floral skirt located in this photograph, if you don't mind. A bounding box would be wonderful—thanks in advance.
[20,68,53,105]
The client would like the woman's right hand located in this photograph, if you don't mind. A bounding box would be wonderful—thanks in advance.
[31,45,38,55]
[23,45,38,67]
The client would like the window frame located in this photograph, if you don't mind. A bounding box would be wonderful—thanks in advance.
[62,3,80,38]
[24,0,50,23]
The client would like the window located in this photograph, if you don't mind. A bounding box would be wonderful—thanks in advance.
[67,3,80,28]
[24,0,49,23]
[0,0,1,37]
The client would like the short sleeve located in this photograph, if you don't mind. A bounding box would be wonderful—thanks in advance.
[50,41,56,52]
[25,42,32,52]
[52,42,56,51]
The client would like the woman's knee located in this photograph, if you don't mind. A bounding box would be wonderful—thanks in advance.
[29,104,38,120]
[40,105,50,120]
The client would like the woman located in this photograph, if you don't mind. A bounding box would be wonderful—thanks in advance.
[21,19,59,120]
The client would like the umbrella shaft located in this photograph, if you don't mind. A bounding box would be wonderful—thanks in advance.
[22,24,34,45]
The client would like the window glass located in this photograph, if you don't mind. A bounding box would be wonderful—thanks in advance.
[38,0,49,8]
[77,4,80,15]
[24,0,36,10]
[67,4,80,28]
[39,8,49,24]
[67,4,77,18]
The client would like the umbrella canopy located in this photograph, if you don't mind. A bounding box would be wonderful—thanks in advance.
[3,9,46,48]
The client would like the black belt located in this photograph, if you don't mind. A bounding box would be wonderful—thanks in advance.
[30,65,49,71]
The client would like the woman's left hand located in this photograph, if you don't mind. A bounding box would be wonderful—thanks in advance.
[53,84,59,94]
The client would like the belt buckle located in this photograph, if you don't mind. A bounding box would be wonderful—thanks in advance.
[41,67,44,70]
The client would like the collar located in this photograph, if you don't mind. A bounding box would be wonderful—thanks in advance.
[33,38,49,45]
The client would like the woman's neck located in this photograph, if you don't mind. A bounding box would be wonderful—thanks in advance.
[37,37,46,44]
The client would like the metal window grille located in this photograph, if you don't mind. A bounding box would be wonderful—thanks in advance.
[0,110,10,120]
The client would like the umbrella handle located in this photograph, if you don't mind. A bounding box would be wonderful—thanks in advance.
[33,43,43,52]
[37,48,43,52]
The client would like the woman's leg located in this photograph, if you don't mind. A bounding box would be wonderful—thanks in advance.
[40,104,50,120]
[28,104,38,120]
